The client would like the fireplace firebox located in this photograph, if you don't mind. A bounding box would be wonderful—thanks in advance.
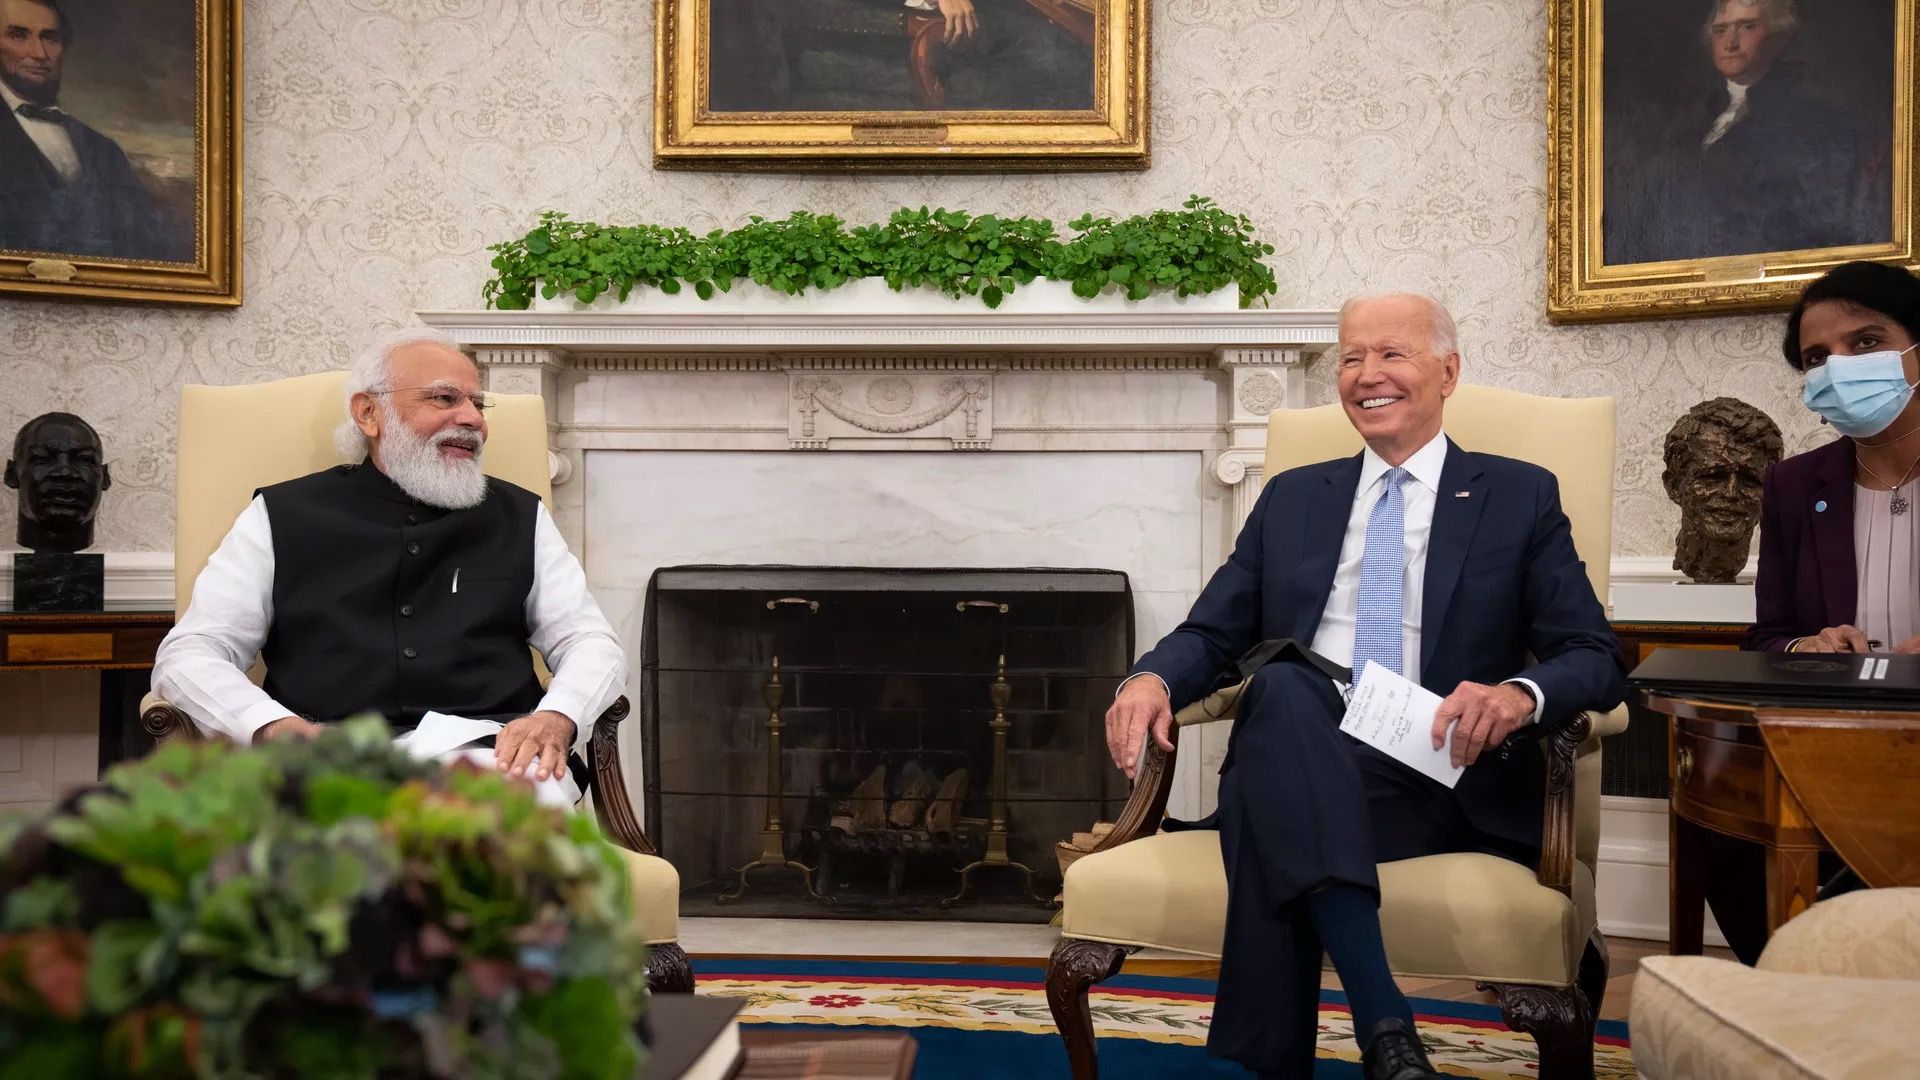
[640,566,1133,921]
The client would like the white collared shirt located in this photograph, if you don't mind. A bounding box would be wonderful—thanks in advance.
[1703,79,1751,148]
[1307,430,1450,676]
[0,81,80,182]
[152,494,629,755]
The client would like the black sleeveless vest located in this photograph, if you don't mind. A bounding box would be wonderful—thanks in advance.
[256,462,544,730]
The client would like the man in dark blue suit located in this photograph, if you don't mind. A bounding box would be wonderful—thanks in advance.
[1105,294,1626,1080]
[0,0,184,261]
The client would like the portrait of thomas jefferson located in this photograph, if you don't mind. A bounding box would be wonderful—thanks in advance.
[707,0,1096,113]
[1601,0,1895,267]
[0,0,192,263]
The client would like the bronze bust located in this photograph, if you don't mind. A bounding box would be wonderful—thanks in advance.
[5,412,112,553]
[1662,398,1783,584]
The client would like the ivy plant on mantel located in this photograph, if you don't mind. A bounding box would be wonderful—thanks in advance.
[481,196,1278,311]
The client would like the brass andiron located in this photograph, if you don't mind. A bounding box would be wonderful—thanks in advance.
[945,654,1048,907]
[720,657,828,904]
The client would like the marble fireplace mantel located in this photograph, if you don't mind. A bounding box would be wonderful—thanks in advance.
[418,306,1342,533]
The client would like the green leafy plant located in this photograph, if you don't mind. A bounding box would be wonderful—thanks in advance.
[482,196,1278,311]
[853,207,1060,308]
[0,720,648,1080]
[709,210,868,296]
[482,211,717,311]
[1052,196,1277,304]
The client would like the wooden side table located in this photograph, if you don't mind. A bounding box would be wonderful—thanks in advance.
[1,603,175,773]
[1643,691,1920,955]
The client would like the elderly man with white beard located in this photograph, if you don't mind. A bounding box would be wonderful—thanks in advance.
[152,329,626,793]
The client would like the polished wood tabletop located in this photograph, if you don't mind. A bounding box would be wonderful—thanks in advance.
[1644,692,1920,955]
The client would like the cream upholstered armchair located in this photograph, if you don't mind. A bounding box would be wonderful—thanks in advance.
[1047,385,1629,1079]
[138,371,692,993]
[1631,888,1920,1079]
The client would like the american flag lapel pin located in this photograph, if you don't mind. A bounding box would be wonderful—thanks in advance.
[1454,490,1471,498]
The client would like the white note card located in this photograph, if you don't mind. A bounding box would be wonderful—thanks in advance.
[1339,661,1464,789]
[396,711,580,809]
[398,710,505,761]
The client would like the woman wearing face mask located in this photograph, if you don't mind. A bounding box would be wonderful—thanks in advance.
[1747,260,1920,655]
[1706,262,1919,966]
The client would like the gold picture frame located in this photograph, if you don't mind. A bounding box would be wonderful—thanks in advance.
[655,0,1146,171]
[0,0,241,307]
[1548,0,1918,323]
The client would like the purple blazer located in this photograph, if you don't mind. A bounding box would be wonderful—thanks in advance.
[1747,438,1857,651]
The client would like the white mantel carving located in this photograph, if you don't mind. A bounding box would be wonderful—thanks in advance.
[420,306,1338,542]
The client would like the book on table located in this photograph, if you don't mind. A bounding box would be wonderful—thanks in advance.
[638,994,743,1080]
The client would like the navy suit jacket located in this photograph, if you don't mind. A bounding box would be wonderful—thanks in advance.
[1746,438,1855,652]
[1134,439,1627,847]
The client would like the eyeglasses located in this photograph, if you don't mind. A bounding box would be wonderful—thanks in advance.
[368,386,494,412]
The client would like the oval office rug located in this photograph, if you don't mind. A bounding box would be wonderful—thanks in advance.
[695,959,1635,1078]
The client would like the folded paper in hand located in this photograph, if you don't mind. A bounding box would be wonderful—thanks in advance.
[1339,661,1464,789]
[395,710,579,809]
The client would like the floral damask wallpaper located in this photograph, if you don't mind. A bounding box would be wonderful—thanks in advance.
[0,0,1829,556]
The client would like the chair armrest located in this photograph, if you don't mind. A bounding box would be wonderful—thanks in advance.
[1590,704,1629,739]
[138,693,202,743]
[1758,888,1920,979]
[1174,678,1247,728]
[1535,711,1594,898]
[1080,674,1242,857]
[1082,722,1182,856]
[587,697,660,856]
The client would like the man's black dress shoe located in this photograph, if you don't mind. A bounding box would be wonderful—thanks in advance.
[1362,1017,1441,1080]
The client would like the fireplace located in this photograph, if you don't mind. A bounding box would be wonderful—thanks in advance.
[641,566,1132,921]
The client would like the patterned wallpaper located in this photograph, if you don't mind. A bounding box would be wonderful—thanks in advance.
[0,0,1833,558]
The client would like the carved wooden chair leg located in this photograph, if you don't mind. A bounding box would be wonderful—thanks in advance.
[647,943,695,994]
[1480,981,1596,1080]
[1577,926,1610,1020]
[1046,938,1133,1080]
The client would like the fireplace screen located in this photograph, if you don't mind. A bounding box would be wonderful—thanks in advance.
[639,566,1133,921]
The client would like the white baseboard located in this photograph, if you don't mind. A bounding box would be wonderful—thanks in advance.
[1596,795,1729,947]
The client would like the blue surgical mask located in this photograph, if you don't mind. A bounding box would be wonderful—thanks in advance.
[1803,344,1920,437]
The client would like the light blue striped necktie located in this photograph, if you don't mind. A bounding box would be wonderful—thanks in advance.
[1352,467,1410,678]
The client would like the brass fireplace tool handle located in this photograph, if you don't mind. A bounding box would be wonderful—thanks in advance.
[956,600,1010,614]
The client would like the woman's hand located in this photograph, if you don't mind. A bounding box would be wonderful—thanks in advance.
[1889,634,1920,654]
[937,0,978,43]
[1794,625,1872,652]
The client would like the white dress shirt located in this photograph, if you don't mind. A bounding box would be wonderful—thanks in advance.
[1307,431,1447,676]
[0,81,80,182]
[1129,430,1542,722]
[153,495,629,754]
[1703,79,1751,148]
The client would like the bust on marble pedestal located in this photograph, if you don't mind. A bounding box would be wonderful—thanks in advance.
[6,412,112,610]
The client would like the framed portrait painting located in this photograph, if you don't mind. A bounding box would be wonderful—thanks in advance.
[0,0,240,306]
[1548,0,1918,322]
[654,0,1147,170]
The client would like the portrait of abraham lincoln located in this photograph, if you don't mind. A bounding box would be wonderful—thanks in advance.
[0,0,195,264]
